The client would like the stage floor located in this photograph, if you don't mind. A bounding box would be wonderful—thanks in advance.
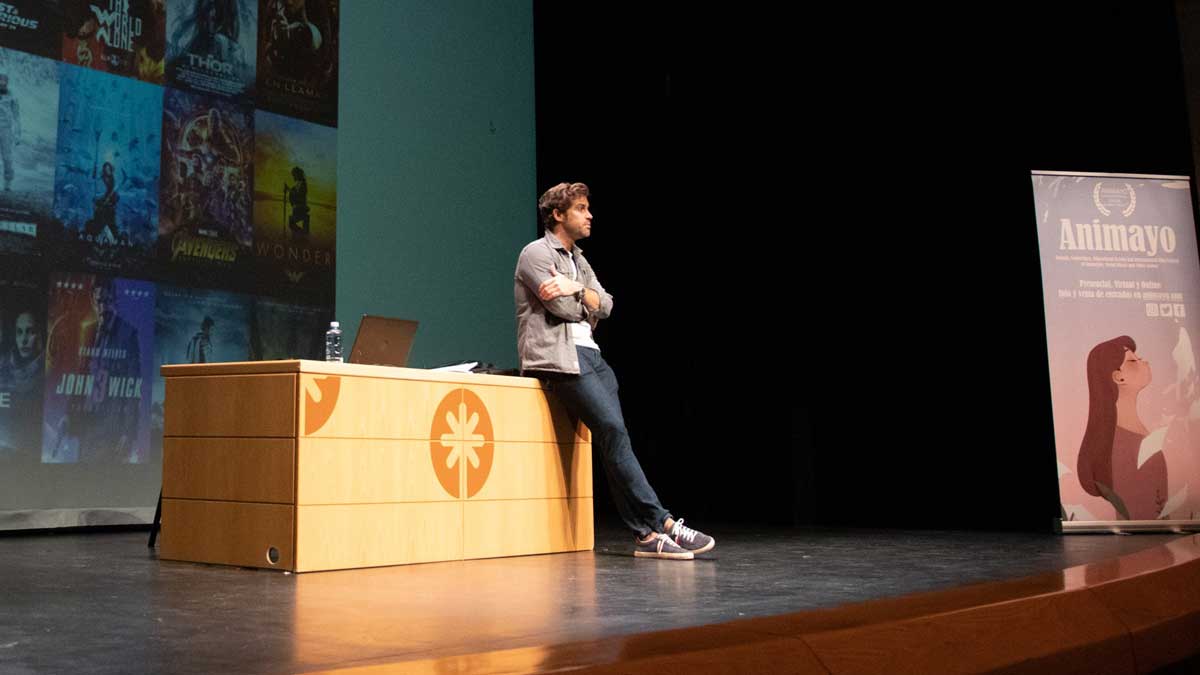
[0,523,1185,675]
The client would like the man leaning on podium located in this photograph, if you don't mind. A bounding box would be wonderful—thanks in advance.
[514,182,715,560]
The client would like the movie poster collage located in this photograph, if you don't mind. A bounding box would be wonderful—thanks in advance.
[0,1,337,467]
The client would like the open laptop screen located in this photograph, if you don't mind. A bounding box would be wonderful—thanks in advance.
[348,315,419,367]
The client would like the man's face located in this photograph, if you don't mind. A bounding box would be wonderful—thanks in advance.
[14,313,38,359]
[92,286,116,326]
[555,197,592,242]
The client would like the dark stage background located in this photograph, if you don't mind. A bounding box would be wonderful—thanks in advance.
[534,2,1197,531]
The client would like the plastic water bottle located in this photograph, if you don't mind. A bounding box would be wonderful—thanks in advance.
[325,321,342,362]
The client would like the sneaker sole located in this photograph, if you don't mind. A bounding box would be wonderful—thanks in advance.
[687,537,715,555]
[633,550,694,560]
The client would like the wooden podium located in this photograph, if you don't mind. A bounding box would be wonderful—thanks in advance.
[158,360,593,572]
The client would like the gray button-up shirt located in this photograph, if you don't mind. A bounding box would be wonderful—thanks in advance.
[514,232,614,374]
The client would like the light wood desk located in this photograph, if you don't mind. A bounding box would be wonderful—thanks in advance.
[159,360,593,572]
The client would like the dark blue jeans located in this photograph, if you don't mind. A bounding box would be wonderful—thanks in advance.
[535,347,671,538]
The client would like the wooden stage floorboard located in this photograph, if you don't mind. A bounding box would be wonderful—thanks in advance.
[0,524,1196,674]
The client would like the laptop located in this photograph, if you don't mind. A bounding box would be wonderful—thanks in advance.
[348,315,419,367]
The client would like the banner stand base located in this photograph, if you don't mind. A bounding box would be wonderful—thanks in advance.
[0,507,155,532]
[1057,518,1200,534]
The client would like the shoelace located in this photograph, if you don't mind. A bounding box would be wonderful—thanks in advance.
[672,519,697,544]
[641,533,677,553]
[638,533,676,550]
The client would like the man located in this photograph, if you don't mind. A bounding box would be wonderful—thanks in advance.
[187,316,214,363]
[0,73,20,191]
[266,0,323,78]
[177,0,248,75]
[84,161,119,242]
[514,182,715,560]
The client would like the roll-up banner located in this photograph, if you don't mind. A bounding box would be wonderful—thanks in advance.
[1032,171,1200,533]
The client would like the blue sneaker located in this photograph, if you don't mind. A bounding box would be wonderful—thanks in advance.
[634,533,693,560]
[669,519,715,555]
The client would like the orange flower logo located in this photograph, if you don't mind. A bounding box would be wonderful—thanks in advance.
[430,389,494,498]
[303,376,341,435]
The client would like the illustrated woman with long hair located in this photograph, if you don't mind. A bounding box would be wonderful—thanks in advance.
[1078,336,1168,520]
